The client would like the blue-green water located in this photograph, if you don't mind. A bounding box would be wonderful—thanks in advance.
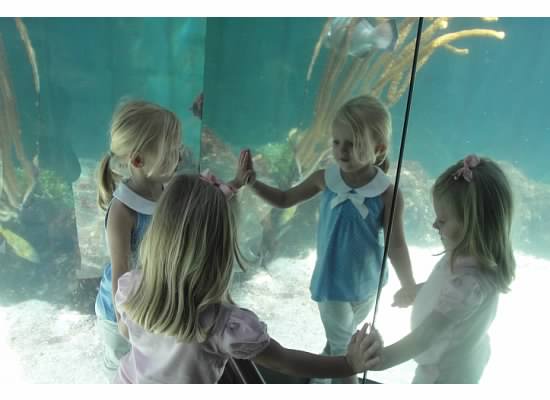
[3,18,549,180]
[1,17,206,175]
[0,17,549,384]
[202,18,550,182]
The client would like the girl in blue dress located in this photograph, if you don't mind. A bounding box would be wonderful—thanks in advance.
[94,100,183,380]
[239,95,416,383]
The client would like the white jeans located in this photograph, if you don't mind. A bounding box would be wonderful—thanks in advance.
[309,298,375,384]
[317,297,376,356]
[95,304,130,382]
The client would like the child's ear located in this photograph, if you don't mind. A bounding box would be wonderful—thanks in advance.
[375,143,387,155]
[131,154,144,168]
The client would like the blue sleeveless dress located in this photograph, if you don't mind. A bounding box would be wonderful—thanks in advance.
[310,165,391,302]
[95,182,156,322]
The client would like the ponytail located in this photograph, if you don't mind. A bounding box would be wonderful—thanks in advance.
[97,153,116,210]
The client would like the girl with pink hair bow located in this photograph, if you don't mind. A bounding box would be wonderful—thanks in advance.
[369,155,516,383]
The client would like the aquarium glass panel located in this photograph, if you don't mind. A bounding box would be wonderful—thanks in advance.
[0,17,205,383]
[1,16,547,385]
[200,17,418,383]
[368,17,550,384]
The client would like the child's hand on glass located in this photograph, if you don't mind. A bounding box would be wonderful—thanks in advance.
[345,323,382,373]
[234,149,256,188]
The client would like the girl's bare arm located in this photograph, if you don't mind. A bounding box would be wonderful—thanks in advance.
[250,169,325,208]
[253,325,381,378]
[106,199,136,322]
[382,186,416,291]
[373,311,451,370]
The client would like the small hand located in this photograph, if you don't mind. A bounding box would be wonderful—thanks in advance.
[346,323,382,373]
[243,148,253,171]
[392,284,418,308]
[233,149,256,187]
[247,151,257,185]
[243,169,256,186]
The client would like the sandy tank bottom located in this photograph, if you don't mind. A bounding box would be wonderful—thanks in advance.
[0,246,548,384]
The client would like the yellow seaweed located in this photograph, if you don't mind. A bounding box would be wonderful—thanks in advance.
[0,33,36,215]
[0,226,40,264]
[295,17,506,179]
[15,18,40,94]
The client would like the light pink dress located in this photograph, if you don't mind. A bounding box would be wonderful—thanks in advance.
[113,270,270,384]
[411,254,499,383]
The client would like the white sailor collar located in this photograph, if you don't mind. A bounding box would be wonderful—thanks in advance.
[325,164,391,197]
[113,182,157,216]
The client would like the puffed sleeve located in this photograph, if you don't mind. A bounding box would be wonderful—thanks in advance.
[218,307,271,359]
[435,274,486,322]
[114,270,140,317]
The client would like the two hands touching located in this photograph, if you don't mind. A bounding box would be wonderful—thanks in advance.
[232,149,422,374]
[348,287,422,375]
[346,323,383,374]
[233,148,256,189]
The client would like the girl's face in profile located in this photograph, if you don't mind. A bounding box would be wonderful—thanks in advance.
[432,196,464,252]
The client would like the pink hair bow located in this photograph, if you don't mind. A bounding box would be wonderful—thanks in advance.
[453,154,481,182]
[200,169,237,198]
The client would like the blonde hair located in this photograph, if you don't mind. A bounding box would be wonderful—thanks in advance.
[334,95,392,173]
[433,157,516,293]
[97,100,182,210]
[122,174,244,342]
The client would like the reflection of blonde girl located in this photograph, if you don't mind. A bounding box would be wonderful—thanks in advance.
[372,155,516,383]
[94,100,183,380]
[239,95,416,383]
[114,174,381,383]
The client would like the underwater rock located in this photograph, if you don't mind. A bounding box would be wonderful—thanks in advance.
[37,137,81,184]
[499,161,550,259]
[72,159,109,279]
[388,160,439,246]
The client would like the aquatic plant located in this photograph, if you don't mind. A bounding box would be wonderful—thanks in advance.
[296,17,506,178]
[14,18,40,95]
[0,33,35,220]
[0,18,39,221]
